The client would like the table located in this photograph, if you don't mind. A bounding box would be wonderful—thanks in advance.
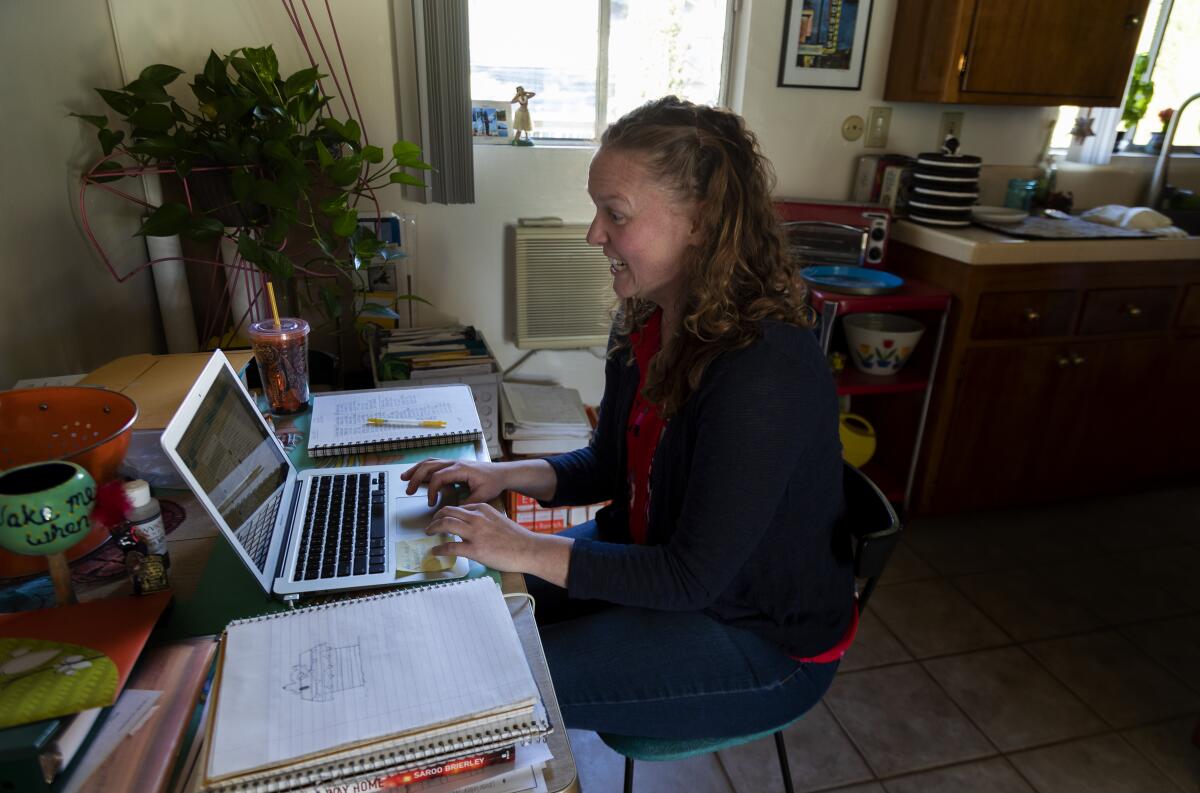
[155,400,579,793]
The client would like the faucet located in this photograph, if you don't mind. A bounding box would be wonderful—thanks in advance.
[1144,91,1200,209]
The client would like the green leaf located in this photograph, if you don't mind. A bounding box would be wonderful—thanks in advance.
[262,139,297,165]
[70,113,108,129]
[98,128,125,156]
[241,46,280,83]
[251,179,294,210]
[283,66,321,98]
[362,144,384,164]
[203,51,225,86]
[137,203,191,237]
[332,209,358,237]
[185,216,224,240]
[230,169,254,203]
[128,104,176,133]
[318,195,346,217]
[343,119,361,143]
[259,248,294,281]
[392,140,423,161]
[389,172,426,188]
[329,156,362,187]
[263,210,295,247]
[236,233,264,263]
[138,64,184,86]
[126,136,178,158]
[315,139,334,170]
[96,88,137,116]
[89,160,126,184]
[205,139,243,165]
[124,78,171,103]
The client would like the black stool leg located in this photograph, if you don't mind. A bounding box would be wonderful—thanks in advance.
[623,756,635,793]
[774,731,795,793]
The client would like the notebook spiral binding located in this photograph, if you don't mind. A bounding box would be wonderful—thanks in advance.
[211,579,551,793]
[308,429,482,458]
[225,577,475,628]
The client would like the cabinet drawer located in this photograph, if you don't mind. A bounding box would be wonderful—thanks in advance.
[1178,284,1200,328]
[1078,288,1175,335]
[972,290,1077,339]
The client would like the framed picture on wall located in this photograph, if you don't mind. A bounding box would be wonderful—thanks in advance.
[471,101,511,144]
[777,0,874,90]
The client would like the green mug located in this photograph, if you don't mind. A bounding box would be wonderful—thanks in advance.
[0,461,96,557]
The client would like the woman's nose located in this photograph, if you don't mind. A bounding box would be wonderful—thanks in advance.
[586,216,605,246]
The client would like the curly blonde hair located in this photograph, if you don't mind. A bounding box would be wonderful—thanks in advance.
[602,96,810,417]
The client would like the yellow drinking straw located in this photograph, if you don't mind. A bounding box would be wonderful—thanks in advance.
[266,281,282,329]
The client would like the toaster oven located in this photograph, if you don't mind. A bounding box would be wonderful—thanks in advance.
[774,200,891,269]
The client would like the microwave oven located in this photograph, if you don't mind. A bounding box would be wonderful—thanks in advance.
[774,200,891,269]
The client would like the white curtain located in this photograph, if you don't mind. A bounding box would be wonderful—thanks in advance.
[410,0,475,204]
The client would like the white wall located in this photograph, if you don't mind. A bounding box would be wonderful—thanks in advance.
[0,1,161,389]
[7,0,1119,402]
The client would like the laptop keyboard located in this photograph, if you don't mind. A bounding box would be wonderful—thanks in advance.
[294,472,387,581]
[235,489,280,574]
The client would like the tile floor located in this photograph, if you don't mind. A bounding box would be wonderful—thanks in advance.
[564,484,1200,792]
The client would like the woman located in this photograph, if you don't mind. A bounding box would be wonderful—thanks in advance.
[511,86,536,144]
[403,96,854,739]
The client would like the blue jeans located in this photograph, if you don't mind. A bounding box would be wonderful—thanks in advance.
[527,522,839,739]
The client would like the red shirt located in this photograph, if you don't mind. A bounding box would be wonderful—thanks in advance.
[625,310,668,546]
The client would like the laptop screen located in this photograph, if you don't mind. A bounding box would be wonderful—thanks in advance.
[174,365,289,572]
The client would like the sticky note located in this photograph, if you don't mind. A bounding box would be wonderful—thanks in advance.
[395,535,457,575]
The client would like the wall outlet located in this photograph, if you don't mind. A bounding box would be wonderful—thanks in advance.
[939,112,964,147]
[841,115,865,142]
[865,107,892,148]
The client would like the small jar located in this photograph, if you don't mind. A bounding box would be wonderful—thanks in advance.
[113,480,170,594]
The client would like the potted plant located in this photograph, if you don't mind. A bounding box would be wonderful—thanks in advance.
[1116,53,1154,152]
[1147,107,1174,154]
[73,45,430,371]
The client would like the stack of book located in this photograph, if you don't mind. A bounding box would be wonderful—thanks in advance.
[193,578,552,793]
[500,382,592,456]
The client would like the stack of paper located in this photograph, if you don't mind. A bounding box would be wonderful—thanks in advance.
[500,383,592,456]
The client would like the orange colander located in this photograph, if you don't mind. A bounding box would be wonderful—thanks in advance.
[0,386,138,578]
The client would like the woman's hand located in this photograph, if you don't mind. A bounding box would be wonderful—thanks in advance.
[401,459,509,506]
[428,503,572,585]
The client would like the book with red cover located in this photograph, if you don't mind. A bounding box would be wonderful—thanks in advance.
[0,592,171,729]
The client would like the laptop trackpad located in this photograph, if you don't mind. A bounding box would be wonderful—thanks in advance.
[393,495,438,534]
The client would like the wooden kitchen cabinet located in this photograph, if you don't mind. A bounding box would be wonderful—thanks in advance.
[884,0,1150,106]
[888,244,1197,514]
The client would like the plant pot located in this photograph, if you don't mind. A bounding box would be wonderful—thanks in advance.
[1147,131,1165,155]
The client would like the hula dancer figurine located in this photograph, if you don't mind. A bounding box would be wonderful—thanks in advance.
[511,86,536,146]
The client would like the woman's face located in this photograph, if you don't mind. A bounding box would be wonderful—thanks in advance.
[586,148,699,313]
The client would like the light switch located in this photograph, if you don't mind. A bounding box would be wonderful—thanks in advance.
[865,107,892,149]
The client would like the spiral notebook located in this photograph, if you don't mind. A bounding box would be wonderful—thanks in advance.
[307,384,483,457]
[199,577,549,792]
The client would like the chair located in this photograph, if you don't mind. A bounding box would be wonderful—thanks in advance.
[598,462,902,793]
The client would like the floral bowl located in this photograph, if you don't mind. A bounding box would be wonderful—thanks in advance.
[843,313,925,376]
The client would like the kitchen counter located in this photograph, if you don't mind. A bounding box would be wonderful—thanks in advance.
[890,219,1200,265]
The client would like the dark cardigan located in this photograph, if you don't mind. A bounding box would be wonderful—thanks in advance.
[543,319,854,657]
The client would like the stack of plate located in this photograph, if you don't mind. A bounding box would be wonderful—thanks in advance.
[908,152,981,227]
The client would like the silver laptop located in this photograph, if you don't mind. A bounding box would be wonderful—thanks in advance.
[160,350,470,600]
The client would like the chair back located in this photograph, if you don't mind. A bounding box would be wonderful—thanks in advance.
[842,463,901,611]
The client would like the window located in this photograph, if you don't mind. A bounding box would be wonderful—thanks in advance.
[468,0,733,143]
[1051,0,1200,153]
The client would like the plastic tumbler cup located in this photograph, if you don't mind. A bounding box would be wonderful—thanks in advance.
[247,318,310,415]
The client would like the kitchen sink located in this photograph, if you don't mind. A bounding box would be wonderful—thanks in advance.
[1162,208,1200,237]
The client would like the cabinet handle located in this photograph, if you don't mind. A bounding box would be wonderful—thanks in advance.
[1056,355,1071,368]
[1125,14,1142,28]
[1023,308,1041,323]
[1123,304,1143,317]
[1070,353,1086,367]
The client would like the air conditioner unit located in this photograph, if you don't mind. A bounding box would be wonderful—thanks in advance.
[513,224,614,349]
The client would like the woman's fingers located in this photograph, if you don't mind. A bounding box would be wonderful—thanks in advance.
[401,459,453,494]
